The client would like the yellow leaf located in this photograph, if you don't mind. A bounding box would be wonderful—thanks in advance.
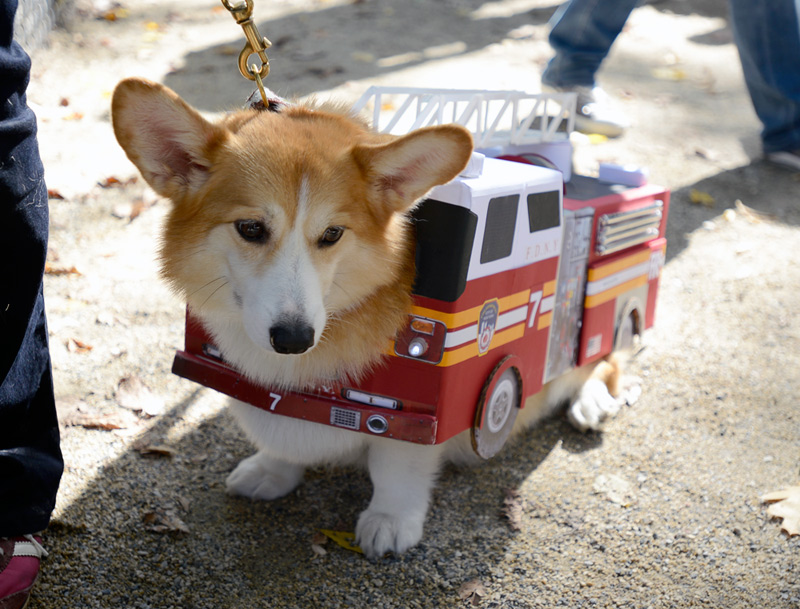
[651,67,687,81]
[762,484,800,537]
[318,529,363,554]
[689,189,715,207]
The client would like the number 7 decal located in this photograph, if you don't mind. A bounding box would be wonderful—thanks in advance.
[269,392,282,411]
[528,290,543,328]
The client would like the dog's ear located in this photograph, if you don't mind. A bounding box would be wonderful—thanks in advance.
[353,125,473,217]
[111,78,227,200]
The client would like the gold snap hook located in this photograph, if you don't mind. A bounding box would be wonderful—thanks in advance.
[221,0,272,86]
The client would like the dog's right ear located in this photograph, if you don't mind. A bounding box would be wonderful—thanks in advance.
[111,78,227,200]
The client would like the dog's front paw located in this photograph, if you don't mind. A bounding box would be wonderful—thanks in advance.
[355,509,424,559]
[567,378,620,432]
[226,452,304,501]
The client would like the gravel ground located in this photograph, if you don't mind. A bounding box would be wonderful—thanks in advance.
[20,0,800,607]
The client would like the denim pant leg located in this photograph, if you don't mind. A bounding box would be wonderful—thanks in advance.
[542,0,640,88]
[0,0,63,537]
[729,0,800,153]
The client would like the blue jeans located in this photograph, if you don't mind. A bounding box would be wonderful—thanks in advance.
[542,0,800,154]
[0,0,63,537]
[729,0,800,153]
[541,0,639,88]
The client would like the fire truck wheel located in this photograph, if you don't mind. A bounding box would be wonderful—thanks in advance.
[616,310,638,350]
[472,359,521,460]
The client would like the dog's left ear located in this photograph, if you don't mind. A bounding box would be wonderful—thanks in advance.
[353,125,473,216]
[111,78,227,200]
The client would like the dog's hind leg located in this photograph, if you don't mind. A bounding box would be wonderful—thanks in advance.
[566,354,625,432]
[226,450,305,501]
[356,439,444,559]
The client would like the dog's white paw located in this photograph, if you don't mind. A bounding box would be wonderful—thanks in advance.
[226,452,304,501]
[355,509,424,559]
[567,378,621,432]
[617,375,642,407]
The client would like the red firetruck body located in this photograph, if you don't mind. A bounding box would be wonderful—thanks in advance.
[172,88,669,458]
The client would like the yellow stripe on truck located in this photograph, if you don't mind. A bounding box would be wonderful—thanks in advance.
[584,275,648,308]
[411,289,530,329]
[587,250,651,281]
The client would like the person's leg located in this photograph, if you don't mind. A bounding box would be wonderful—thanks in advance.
[540,0,640,137]
[542,0,640,88]
[0,1,60,603]
[729,0,800,163]
[0,0,62,538]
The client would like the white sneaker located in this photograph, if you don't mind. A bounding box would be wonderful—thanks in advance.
[543,84,629,138]
[766,148,800,170]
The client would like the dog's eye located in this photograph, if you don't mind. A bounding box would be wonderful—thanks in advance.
[235,220,269,243]
[319,226,344,247]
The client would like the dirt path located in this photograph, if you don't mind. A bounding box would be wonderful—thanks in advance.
[23,1,799,607]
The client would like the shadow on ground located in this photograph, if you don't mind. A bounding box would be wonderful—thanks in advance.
[665,161,800,261]
[164,0,560,108]
[42,383,596,607]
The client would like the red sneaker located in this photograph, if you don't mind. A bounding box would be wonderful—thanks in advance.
[0,535,47,609]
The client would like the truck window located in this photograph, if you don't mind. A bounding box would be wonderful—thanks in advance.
[527,190,560,232]
[480,194,519,264]
[411,199,478,303]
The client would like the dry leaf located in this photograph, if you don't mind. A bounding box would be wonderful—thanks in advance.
[311,543,328,557]
[134,444,176,457]
[318,530,363,554]
[651,66,687,81]
[735,199,775,223]
[116,376,166,417]
[142,507,190,534]
[99,175,137,188]
[762,484,800,537]
[593,474,635,506]
[689,189,715,207]
[47,189,65,200]
[57,398,139,431]
[66,338,93,353]
[458,580,487,606]
[503,488,524,531]
[45,263,81,276]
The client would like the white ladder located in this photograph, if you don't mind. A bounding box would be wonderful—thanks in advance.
[352,86,577,149]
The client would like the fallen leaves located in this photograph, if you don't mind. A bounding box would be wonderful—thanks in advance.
[311,531,329,557]
[66,337,93,353]
[458,580,487,606]
[133,443,177,458]
[317,529,363,554]
[44,263,81,276]
[142,498,190,535]
[762,484,800,537]
[593,474,636,507]
[689,188,715,207]
[57,398,140,431]
[116,376,166,417]
[503,488,524,531]
[98,175,138,188]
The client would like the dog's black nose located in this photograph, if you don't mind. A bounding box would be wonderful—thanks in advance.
[269,322,315,355]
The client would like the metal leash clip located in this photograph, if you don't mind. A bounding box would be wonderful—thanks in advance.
[220,0,272,105]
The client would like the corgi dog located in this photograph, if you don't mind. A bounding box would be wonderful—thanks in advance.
[111,78,629,558]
